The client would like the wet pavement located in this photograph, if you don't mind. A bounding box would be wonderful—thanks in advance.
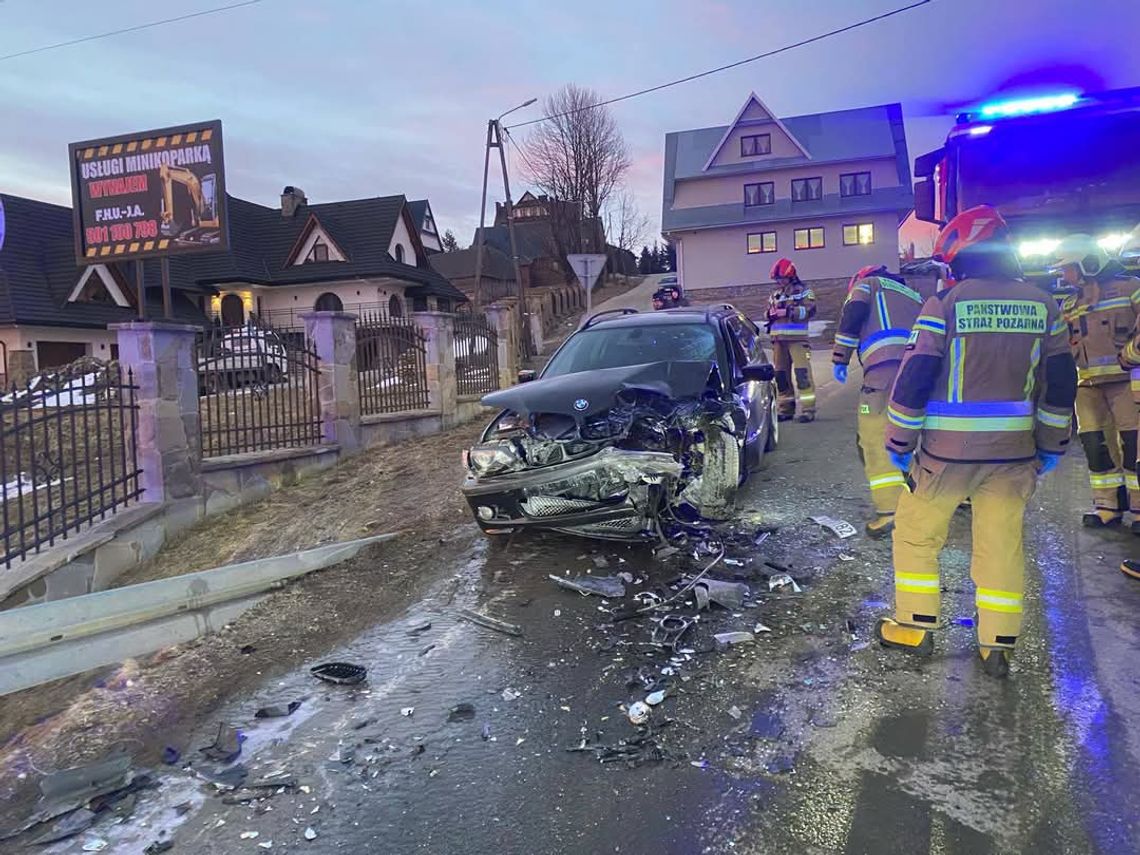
[28,366,1140,854]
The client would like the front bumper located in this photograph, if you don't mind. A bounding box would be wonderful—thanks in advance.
[461,447,683,540]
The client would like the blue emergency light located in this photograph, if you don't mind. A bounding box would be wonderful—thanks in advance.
[978,92,1080,119]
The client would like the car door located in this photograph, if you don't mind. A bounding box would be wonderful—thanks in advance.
[725,315,771,455]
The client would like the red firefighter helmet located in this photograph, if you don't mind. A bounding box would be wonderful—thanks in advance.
[933,205,1010,265]
[770,258,797,280]
[847,264,887,294]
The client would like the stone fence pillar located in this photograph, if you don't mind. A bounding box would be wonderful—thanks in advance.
[302,311,361,451]
[412,312,458,427]
[112,321,202,504]
[6,350,36,387]
[484,303,518,389]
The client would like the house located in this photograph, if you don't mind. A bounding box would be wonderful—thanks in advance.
[0,187,465,382]
[661,93,914,289]
[408,199,443,253]
[494,192,606,256]
[429,245,517,303]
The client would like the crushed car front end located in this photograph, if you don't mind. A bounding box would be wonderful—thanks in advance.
[461,360,746,540]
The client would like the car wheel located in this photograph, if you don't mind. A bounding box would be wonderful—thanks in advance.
[690,427,740,520]
[764,392,780,452]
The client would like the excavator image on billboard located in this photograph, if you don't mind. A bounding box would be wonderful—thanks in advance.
[158,163,222,245]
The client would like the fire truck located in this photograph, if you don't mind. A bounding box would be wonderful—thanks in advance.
[913,87,1140,284]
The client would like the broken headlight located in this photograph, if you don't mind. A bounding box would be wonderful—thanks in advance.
[467,441,524,478]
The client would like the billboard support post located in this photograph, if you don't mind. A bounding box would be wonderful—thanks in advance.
[135,259,146,320]
[161,257,172,320]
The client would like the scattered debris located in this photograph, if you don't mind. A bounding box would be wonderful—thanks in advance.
[810,515,858,538]
[144,842,174,854]
[690,759,710,769]
[713,631,754,648]
[407,621,432,635]
[310,662,367,685]
[240,644,257,655]
[351,718,376,731]
[259,842,273,850]
[304,827,318,841]
[953,616,975,627]
[838,553,855,562]
[200,723,244,763]
[30,810,96,845]
[549,573,626,598]
[459,608,523,637]
[645,690,667,706]
[767,573,802,594]
[419,644,436,656]
[255,701,302,719]
[754,622,772,634]
[482,723,493,741]
[627,701,651,725]
[240,830,260,839]
[161,747,181,766]
[650,615,695,650]
[201,764,248,789]
[727,706,742,720]
[750,709,784,740]
[400,707,415,717]
[448,703,476,722]
[690,577,748,610]
[501,687,521,702]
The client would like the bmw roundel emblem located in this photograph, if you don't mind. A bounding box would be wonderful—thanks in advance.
[573,398,589,411]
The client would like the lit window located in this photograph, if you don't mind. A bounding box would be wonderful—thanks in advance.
[791,177,823,202]
[747,232,777,254]
[843,223,875,245]
[840,172,872,197]
[744,182,775,207]
[740,134,771,157]
[794,227,825,250]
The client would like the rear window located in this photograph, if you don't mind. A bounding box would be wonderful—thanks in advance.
[543,323,718,378]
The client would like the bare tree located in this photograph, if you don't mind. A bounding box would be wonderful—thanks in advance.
[605,189,650,256]
[522,84,630,257]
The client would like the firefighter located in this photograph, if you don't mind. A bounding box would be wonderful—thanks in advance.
[1054,234,1140,530]
[832,264,925,538]
[875,205,1077,678]
[1120,301,1140,578]
[766,258,817,422]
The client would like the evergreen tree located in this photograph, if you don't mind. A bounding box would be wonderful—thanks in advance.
[650,244,661,273]
[664,241,677,272]
[638,245,652,274]
[441,229,460,252]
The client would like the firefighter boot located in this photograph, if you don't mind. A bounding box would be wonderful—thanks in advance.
[1083,509,1123,528]
[875,618,934,656]
[1122,559,1140,580]
[865,514,895,539]
[979,647,1011,679]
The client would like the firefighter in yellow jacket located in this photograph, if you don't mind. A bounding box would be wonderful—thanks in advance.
[875,206,1077,678]
[1054,234,1140,530]
[1120,304,1140,578]
[766,258,817,422]
[832,264,925,538]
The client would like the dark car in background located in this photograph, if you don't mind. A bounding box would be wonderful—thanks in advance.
[461,306,779,540]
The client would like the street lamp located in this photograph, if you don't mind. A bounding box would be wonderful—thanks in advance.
[498,98,537,122]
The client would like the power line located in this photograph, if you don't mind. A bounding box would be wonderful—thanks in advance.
[507,0,934,129]
[502,127,540,182]
[0,0,264,62]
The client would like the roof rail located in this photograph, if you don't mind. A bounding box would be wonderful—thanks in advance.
[581,307,639,329]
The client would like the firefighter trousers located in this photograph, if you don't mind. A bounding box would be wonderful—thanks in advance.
[772,340,815,417]
[857,365,907,514]
[892,458,1038,651]
[1075,383,1140,511]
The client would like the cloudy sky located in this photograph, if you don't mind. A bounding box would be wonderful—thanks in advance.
[3,0,1139,249]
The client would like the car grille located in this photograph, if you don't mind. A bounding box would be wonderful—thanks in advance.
[521,496,602,518]
[572,517,644,532]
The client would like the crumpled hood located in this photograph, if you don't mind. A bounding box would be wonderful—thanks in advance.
[481,360,718,420]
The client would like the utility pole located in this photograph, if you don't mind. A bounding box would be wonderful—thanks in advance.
[471,99,535,356]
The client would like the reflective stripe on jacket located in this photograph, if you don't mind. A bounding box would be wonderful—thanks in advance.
[832,275,924,372]
[1061,273,1140,386]
[885,277,1077,463]
[767,283,816,340]
[1122,322,1140,403]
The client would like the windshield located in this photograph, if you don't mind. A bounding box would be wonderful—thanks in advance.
[543,323,719,378]
[957,111,1140,218]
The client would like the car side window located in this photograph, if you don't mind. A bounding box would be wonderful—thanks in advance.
[729,316,763,365]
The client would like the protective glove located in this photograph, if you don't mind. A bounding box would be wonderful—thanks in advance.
[833,364,848,384]
[1036,450,1061,475]
[888,450,913,473]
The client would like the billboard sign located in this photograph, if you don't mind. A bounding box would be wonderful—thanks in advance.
[68,120,228,264]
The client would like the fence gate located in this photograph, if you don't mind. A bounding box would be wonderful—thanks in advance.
[356,311,430,415]
[1,360,141,569]
[196,323,322,458]
[453,313,501,396]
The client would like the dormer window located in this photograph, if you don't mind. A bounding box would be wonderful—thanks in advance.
[395,244,406,264]
[306,240,330,263]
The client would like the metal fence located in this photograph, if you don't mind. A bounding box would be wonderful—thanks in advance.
[355,311,431,415]
[196,324,322,457]
[1,360,141,569]
[453,313,500,396]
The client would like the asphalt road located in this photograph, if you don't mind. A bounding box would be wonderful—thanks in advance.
[45,354,1139,855]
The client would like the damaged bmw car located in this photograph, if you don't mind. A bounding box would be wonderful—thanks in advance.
[461,306,779,540]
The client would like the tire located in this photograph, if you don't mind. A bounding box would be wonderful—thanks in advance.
[691,426,741,520]
[764,392,780,453]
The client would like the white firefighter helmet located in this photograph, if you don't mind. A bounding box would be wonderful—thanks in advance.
[1119,223,1140,265]
[1051,234,1109,277]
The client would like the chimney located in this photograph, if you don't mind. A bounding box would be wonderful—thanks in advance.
[281,186,307,218]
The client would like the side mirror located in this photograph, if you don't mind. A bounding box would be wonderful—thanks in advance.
[914,178,937,224]
[742,362,775,383]
[517,369,537,384]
